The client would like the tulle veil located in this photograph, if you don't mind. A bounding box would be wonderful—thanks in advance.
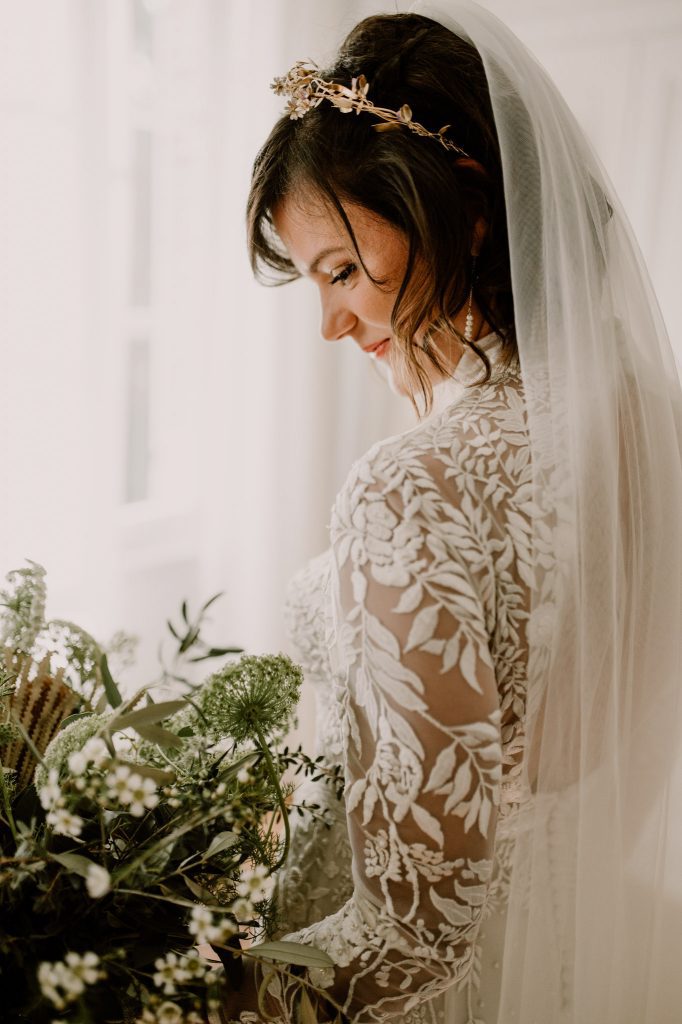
[410,2,682,1021]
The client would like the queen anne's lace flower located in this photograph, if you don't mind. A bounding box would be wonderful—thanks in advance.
[35,714,108,790]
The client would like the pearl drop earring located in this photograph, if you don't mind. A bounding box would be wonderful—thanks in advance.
[464,255,477,343]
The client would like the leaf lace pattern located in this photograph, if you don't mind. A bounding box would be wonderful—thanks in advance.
[271,358,534,1023]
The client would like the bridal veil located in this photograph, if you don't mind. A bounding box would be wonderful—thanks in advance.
[410,2,682,1021]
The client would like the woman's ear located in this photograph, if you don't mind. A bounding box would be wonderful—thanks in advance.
[455,157,490,256]
[472,216,487,257]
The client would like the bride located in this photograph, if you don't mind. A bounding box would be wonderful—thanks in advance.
[217,1,682,1021]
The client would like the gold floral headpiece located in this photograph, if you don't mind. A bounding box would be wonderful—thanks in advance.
[271,61,470,158]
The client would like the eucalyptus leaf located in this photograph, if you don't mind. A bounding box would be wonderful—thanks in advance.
[204,831,240,859]
[183,875,215,902]
[246,941,335,968]
[94,690,109,713]
[51,851,95,878]
[131,723,183,748]
[297,988,318,1024]
[125,763,175,785]
[99,653,122,708]
[110,700,186,730]
[59,710,96,731]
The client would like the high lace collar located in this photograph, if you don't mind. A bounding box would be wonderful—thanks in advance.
[428,330,508,418]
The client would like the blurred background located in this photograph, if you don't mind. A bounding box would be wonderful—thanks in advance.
[1,0,681,739]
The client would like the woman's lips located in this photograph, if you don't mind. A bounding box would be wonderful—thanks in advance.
[366,339,391,359]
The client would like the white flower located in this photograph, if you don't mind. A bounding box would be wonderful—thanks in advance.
[85,863,111,899]
[153,951,190,995]
[38,769,62,811]
[67,750,88,775]
[46,807,84,838]
[208,915,238,945]
[188,905,238,946]
[37,953,103,1010]
[125,774,159,817]
[236,767,252,784]
[236,863,273,903]
[81,736,109,765]
[64,951,102,985]
[106,764,134,800]
[69,736,110,776]
[106,765,158,816]
[187,905,214,945]
[230,896,255,922]
[38,962,73,1010]
[156,1001,184,1024]
[180,949,208,979]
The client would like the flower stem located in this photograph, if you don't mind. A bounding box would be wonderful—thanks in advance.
[111,802,230,886]
[0,764,18,841]
[254,727,289,871]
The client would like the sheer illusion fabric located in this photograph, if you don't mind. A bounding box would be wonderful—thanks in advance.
[231,3,682,1022]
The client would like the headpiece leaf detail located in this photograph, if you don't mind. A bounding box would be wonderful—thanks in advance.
[271,61,469,157]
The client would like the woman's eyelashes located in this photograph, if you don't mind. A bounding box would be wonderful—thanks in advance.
[330,262,357,286]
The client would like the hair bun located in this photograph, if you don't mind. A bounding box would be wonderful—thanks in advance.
[370,25,433,95]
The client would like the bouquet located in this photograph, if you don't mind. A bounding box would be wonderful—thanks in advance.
[0,562,343,1024]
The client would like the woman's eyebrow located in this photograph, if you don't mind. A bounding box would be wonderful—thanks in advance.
[307,246,349,274]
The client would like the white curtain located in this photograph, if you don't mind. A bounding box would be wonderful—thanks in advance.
[1,0,680,746]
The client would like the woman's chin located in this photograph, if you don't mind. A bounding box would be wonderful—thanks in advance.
[374,356,408,397]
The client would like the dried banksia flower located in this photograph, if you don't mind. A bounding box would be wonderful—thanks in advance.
[3,652,78,791]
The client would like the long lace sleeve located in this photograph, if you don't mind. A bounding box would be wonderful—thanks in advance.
[274,451,503,1023]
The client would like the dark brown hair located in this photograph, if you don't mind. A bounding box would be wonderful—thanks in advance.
[247,13,517,417]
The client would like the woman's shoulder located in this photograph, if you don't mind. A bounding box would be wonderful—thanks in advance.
[339,369,530,508]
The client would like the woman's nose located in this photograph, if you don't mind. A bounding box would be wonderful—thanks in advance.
[319,295,357,342]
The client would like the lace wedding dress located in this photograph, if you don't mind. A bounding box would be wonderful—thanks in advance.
[274,332,537,1024]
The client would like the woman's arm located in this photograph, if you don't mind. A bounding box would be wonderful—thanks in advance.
[253,459,502,1023]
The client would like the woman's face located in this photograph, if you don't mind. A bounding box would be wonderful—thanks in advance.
[273,191,464,395]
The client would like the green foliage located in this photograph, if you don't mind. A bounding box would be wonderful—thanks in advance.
[0,563,341,1024]
[0,560,46,652]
